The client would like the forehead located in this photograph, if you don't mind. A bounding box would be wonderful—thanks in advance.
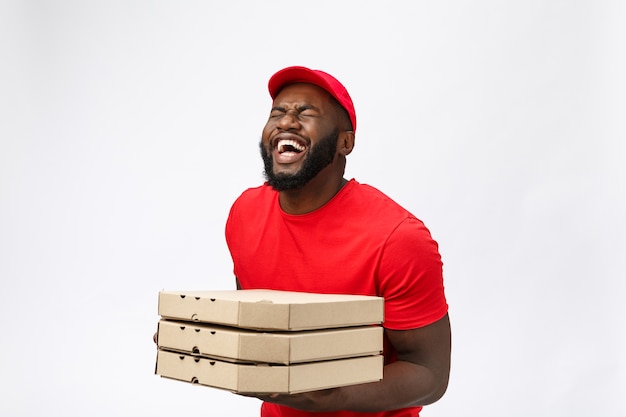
[272,83,335,108]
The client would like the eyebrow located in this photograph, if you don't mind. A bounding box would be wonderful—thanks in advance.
[296,104,316,112]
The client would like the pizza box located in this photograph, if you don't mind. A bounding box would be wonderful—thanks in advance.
[157,319,383,364]
[155,349,383,394]
[158,289,384,331]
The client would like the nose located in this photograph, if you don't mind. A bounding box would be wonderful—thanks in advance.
[276,110,300,130]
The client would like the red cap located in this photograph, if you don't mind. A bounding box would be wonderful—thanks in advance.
[268,66,357,132]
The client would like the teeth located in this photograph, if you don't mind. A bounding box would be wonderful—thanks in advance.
[277,139,305,153]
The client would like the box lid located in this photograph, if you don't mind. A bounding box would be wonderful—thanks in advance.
[155,350,383,394]
[158,289,384,331]
[157,319,383,364]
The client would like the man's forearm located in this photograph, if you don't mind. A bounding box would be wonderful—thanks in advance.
[329,360,445,412]
[253,360,446,413]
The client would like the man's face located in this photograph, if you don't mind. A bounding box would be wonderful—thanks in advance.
[260,83,342,191]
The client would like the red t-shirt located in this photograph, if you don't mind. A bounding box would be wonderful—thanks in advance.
[225,179,448,417]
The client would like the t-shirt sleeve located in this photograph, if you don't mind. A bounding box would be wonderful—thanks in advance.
[377,216,448,330]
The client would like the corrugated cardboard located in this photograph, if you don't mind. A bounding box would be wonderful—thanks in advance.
[156,349,383,394]
[157,319,383,364]
[158,289,384,331]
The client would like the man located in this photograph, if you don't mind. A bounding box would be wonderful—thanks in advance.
[225,66,450,416]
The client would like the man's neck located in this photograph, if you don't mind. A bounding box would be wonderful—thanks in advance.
[278,177,348,215]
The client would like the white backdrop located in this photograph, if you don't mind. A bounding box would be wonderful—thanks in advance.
[1,1,624,416]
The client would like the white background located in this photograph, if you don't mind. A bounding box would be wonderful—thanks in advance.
[1,1,624,416]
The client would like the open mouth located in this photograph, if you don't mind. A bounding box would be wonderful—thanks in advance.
[276,138,306,154]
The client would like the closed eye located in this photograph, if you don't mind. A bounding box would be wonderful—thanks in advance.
[269,107,286,118]
[268,105,320,119]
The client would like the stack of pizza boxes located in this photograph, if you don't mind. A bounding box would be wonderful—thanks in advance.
[155,289,384,394]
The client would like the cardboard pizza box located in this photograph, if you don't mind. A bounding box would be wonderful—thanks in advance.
[157,319,383,364]
[158,289,384,331]
[155,349,383,394]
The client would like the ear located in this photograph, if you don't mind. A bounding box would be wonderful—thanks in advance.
[338,130,355,156]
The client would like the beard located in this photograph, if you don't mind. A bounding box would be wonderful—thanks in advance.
[260,129,339,191]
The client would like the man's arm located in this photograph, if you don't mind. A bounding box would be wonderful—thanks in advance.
[246,313,451,412]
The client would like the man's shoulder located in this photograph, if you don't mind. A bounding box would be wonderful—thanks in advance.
[234,183,275,204]
[227,184,276,230]
[347,181,411,216]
